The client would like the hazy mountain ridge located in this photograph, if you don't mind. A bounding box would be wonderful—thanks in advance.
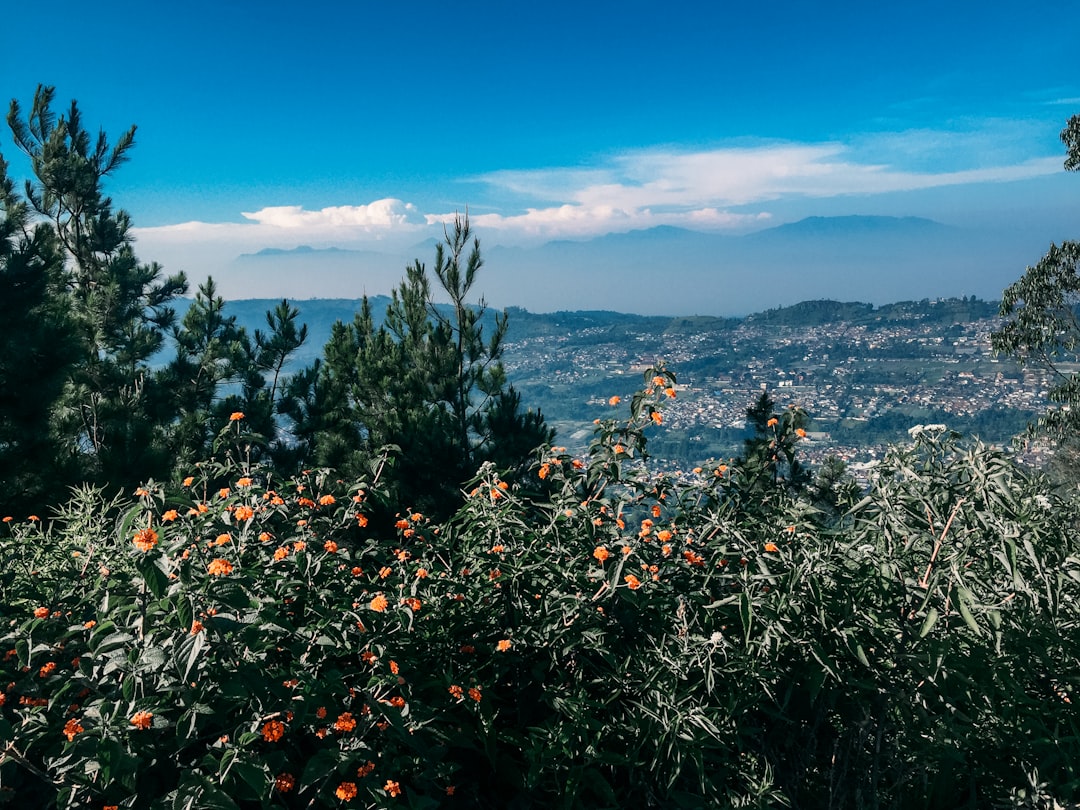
[228,215,1032,315]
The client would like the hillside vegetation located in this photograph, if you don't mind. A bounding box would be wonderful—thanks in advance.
[3,89,1080,808]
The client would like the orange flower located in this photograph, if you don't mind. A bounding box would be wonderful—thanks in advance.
[229,411,245,421]
[130,711,153,730]
[795,428,807,438]
[33,606,49,619]
[379,566,393,579]
[83,620,96,629]
[190,621,204,635]
[258,531,272,542]
[608,395,621,406]
[665,387,676,398]
[652,375,666,387]
[214,532,231,546]
[767,417,778,427]
[384,780,401,797]
[624,574,642,590]
[236,477,253,488]
[182,476,195,486]
[764,542,780,553]
[401,597,421,612]
[162,509,179,522]
[207,559,233,576]
[416,567,428,579]
[370,594,389,612]
[62,717,83,741]
[538,463,550,479]
[496,639,512,652]
[683,550,705,567]
[261,719,285,742]
[389,660,399,675]
[218,488,230,499]
[449,684,464,699]
[133,527,158,552]
[234,505,254,521]
[650,412,663,425]
[334,712,357,732]
[273,547,289,561]
[274,773,296,793]
[316,494,335,506]
[468,687,482,703]
[592,546,610,563]
[336,782,358,801]
[357,761,376,777]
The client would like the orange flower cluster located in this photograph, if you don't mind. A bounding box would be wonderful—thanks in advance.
[207,559,233,576]
[229,411,245,421]
[370,594,389,612]
[130,711,153,730]
[274,773,295,793]
[62,717,83,741]
[624,574,642,590]
[133,527,158,552]
[336,782,358,800]
[334,712,357,732]
[385,780,401,797]
[357,761,376,777]
[234,505,254,521]
[262,719,285,742]
[592,546,610,563]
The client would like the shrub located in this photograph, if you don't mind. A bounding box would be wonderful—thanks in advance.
[1,373,1078,808]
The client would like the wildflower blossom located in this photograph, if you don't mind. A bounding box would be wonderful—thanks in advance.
[133,528,158,552]
[497,639,512,652]
[262,720,285,742]
[650,412,663,425]
[190,621,204,634]
[370,594,389,612]
[357,761,376,777]
[63,717,83,741]
[319,494,336,506]
[624,574,642,590]
[764,542,780,553]
[336,782,358,800]
[449,684,464,699]
[767,417,778,427]
[334,712,357,732]
[33,606,49,619]
[162,509,179,522]
[468,687,482,702]
[274,773,295,792]
[385,780,401,797]
[236,477,253,487]
[234,505,254,521]
[229,412,244,421]
[538,463,550,479]
[130,711,153,730]
[207,559,233,576]
[182,476,195,486]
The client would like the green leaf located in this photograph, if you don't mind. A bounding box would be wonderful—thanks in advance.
[919,607,939,638]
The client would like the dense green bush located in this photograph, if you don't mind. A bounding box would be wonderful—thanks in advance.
[2,370,1078,808]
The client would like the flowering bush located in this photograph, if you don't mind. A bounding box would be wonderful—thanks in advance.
[1,368,1078,808]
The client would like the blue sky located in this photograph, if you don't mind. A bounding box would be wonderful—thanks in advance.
[3,0,1079,311]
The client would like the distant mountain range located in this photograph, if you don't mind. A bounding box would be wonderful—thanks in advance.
[226,215,1041,316]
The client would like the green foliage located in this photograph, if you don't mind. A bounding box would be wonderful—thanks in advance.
[2,374,1078,808]
[292,216,553,522]
[992,115,1080,490]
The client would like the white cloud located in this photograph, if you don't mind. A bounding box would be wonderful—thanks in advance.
[240,199,425,230]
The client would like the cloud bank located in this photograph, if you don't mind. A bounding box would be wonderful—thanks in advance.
[132,128,1064,262]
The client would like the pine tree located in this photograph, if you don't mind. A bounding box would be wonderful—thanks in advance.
[293,216,553,520]
[5,86,187,490]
